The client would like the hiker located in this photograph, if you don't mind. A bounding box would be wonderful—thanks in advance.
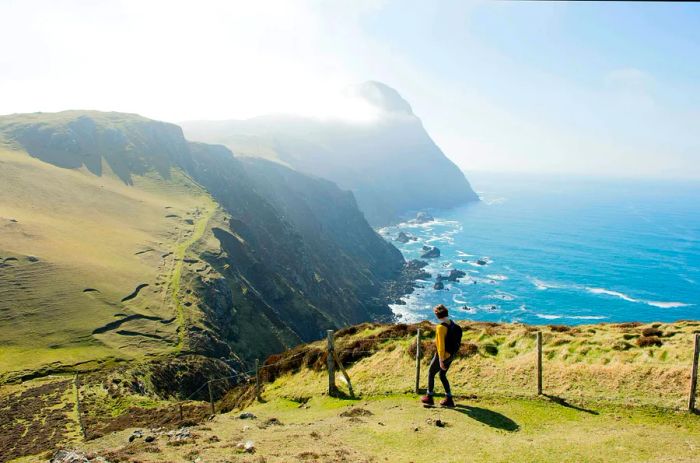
[421,304,462,407]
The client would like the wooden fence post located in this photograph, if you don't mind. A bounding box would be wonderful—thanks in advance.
[207,380,215,415]
[415,328,421,394]
[537,331,543,395]
[178,402,184,422]
[689,334,700,412]
[255,358,261,401]
[327,330,336,396]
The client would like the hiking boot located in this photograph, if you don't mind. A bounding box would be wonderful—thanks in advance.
[440,396,455,408]
[420,395,434,406]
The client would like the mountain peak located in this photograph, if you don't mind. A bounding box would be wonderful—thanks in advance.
[352,81,414,116]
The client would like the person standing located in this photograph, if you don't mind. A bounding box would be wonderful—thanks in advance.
[421,304,462,407]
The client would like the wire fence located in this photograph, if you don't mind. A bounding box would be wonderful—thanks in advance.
[194,329,700,415]
[72,328,699,441]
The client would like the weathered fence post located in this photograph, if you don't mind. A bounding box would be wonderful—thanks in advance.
[178,402,184,422]
[207,380,215,415]
[255,358,261,402]
[537,331,543,395]
[327,330,336,396]
[415,328,421,394]
[689,334,700,412]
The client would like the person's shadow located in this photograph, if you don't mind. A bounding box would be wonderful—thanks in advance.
[449,404,520,432]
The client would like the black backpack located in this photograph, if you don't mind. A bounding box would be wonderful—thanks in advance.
[443,320,463,355]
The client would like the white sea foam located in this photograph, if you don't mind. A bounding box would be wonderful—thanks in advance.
[568,315,608,320]
[452,295,468,305]
[488,292,516,301]
[535,314,562,320]
[487,274,508,281]
[586,287,638,303]
[530,278,551,290]
[645,301,692,309]
[585,287,691,309]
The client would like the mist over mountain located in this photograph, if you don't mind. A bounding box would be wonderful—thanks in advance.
[0,110,411,382]
[182,81,479,226]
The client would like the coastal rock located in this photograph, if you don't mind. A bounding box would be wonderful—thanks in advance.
[413,212,435,224]
[421,246,440,259]
[396,231,412,243]
[433,281,444,290]
[447,269,466,281]
[406,259,428,270]
[476,259,487,266]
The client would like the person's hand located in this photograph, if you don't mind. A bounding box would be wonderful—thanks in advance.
[440,360,446,370]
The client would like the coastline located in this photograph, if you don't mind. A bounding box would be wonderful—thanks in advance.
[378,194,698,325]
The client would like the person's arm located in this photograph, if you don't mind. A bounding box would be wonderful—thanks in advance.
[436,324,448,367]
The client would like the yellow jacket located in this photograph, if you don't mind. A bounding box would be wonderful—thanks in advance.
[435,323,451,361]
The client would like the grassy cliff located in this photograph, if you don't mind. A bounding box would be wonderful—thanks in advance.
[0,111,405,384]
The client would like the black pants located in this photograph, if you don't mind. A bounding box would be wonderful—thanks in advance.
[427,354,453,396]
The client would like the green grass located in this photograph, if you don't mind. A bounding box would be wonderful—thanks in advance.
[0,146,220,381]
[76,394,700,463]
[255,321,700,410]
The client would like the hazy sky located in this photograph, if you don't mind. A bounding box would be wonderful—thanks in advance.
[2,0,699,179]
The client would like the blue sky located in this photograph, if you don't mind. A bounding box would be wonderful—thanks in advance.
[1,0,699,178]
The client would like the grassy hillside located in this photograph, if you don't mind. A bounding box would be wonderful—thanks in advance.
[0,144,211,378]
[4,320,698,462]
[0,111,406,384]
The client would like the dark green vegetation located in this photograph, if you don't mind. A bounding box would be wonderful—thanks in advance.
[182,81,479,226]
[0,110,408,384]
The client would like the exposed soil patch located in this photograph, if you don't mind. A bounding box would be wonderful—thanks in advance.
[339,408,373,418]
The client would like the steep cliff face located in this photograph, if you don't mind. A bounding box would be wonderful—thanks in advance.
[185,143,404,361]
[0,111,405,380]
[182,81,479,226]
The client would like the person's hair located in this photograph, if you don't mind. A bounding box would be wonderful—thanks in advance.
[433,304,449,319]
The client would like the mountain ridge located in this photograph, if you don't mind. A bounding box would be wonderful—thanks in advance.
[181,81,479,226]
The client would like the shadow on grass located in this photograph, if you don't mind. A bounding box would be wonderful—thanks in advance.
[329,389,359,401]
[543,394,599,415]
[449,405,520,432]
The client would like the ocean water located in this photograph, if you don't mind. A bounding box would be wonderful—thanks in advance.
[380,172,700,325]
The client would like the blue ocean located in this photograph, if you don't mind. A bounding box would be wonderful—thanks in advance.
[380,172,700,325]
